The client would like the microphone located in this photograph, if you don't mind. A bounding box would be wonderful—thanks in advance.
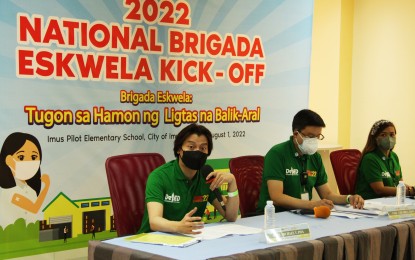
[200,165,226,211]
[313,206,331,219]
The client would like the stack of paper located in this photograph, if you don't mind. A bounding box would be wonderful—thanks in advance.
[331,205,384,219]
[189,223,262,240]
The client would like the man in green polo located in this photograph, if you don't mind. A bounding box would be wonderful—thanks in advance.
[257,109,364,212]
[138,123,239,234]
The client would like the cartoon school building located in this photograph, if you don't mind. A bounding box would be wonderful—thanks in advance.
[39,192,114,241]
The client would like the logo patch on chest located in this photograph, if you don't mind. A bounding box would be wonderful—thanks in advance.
[381,171,391,178]
[307,170,317,177]
[193,195,209,203]
[285,167,299,176]
[164,193,180,203]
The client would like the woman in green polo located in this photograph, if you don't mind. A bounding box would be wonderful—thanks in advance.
[356,120,414,199]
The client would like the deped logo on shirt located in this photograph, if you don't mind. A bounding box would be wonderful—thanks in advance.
[381,171,391,178]
[165,192,180,203]
[285,167,299,176]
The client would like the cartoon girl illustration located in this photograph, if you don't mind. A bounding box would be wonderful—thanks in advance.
[0,132,50,227]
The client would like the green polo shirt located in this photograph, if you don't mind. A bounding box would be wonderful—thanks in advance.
[257,136,328,212]
[355,149,402,200]
[138,159,215,233]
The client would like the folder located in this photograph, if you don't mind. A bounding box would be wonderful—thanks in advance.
[125,233,200,247]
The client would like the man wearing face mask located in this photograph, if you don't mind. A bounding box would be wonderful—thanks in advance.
[257,109,364,213]
[138,123,239,234]
[356,120,414,199]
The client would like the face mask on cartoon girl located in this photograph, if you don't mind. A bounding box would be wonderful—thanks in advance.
[10,158,40,180]
[377,136,396,150]
[296,133,319,155]
[181,150,208,170]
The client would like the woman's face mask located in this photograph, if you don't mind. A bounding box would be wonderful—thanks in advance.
[377,136,396,150]
[10,158,40,180]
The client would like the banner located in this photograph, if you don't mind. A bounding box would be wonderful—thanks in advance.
[0,0,313,257]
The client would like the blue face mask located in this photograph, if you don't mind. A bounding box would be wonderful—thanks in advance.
[377,136,396,150]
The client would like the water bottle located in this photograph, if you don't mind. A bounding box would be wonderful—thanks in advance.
[396,181,406,205]
[264,200,276,230]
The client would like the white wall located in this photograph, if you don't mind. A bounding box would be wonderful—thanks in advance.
[309,0,341,146]
[350,0,415,185]
[310,0,415,185]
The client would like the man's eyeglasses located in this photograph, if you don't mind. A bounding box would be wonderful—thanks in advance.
[299,131,324,141]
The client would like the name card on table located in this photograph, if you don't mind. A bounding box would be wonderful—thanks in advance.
[387,205,415,219]
[263,223,310,244]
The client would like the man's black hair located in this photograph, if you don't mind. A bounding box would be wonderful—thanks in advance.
[292,109,326,132]
[173,123,213,158]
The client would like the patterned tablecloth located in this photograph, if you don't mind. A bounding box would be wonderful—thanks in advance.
[89,219,415,260]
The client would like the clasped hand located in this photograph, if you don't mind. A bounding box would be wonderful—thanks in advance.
[313,199,334,209]
[349,195,364,209]
[205,171,235,191]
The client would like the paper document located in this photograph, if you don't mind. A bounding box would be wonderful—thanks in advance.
[363,201,387,211]
[126,233,200,247]
[332,205,383,218]
[189,223,262,240]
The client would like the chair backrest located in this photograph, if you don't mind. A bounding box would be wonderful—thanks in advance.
[229,155,264,218]
[329,149,362,195]
[105,153,165,237]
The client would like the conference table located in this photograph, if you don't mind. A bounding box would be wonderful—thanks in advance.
[88,197,415,259]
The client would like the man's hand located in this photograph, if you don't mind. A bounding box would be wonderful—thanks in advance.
[312,199,334,210]
[206,171,235,191]
[177,207,204,234]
